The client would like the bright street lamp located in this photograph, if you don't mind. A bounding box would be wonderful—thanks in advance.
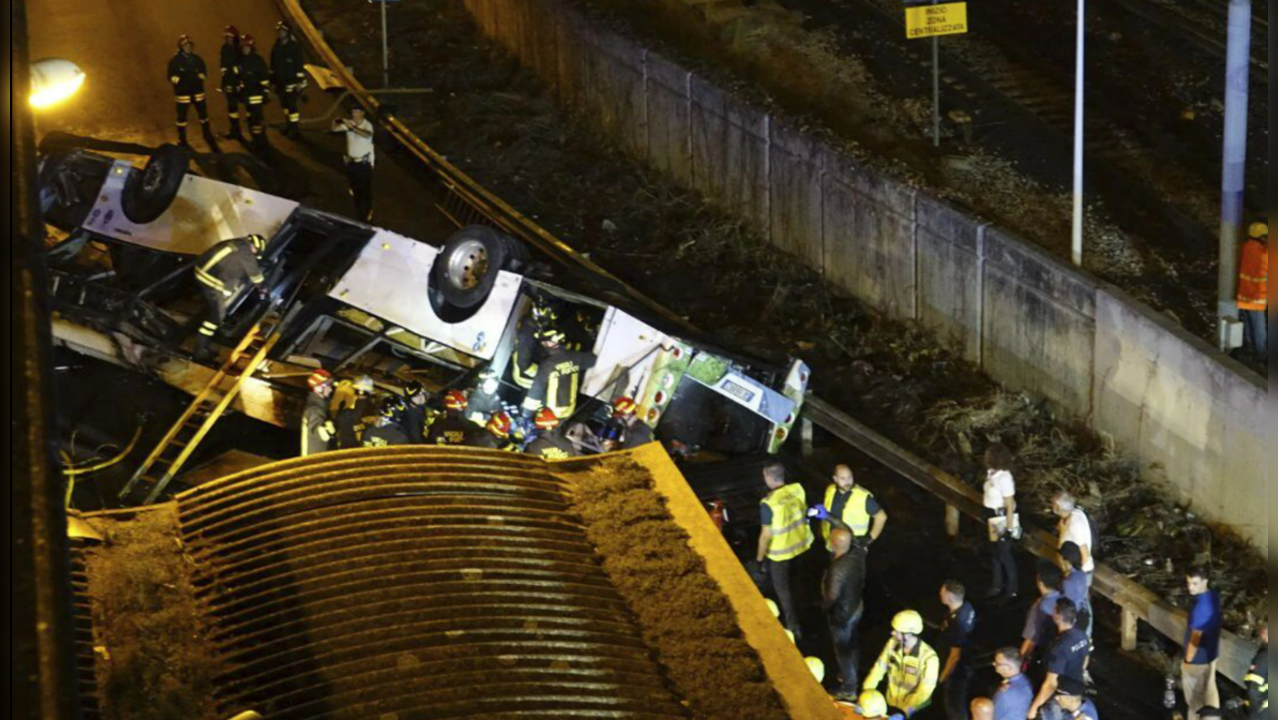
[29,58,86,109]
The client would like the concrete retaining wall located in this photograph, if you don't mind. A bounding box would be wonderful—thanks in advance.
[458,0,1268,553]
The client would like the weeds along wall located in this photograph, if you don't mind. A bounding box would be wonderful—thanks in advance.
[458,0,1268,555]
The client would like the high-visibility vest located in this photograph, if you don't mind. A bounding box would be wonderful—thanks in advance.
[762,483,813,562]
[822,484,875,548]
[1237,239,1268,310]
[866,640,939,714]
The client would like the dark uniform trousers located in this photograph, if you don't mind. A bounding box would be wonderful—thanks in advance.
[220,44,242,136]
[237,53,273,145]
[346,158,374,223]
[169,51,210,142]
[271,39,306,133]
[193,238,264,342]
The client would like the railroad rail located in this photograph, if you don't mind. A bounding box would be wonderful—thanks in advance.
[276,0,1259,686]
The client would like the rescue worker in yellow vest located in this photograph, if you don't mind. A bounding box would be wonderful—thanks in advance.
[525,408,579,460]
[754,461,813,641]
[301,369,337,456]
[865,610,940,718]
[192,233,267,361]
[520,328,596,423]
[810,463,888,555]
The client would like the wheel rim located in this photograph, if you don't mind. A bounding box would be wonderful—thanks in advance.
[445,238,489,290]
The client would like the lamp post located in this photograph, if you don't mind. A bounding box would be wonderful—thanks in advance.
[29,58,86,109]
[1070,0,1084,267]
[1216,0,1252,351]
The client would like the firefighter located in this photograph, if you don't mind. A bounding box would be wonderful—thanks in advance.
[864,610,939,717]
[363,397,411,447]
[168,35,213,146]
[192,233,267,361]
[611,396,656,449]
[334,375,378,449]
[525,408,579,460]
[237,35,273,149]
[511,299,556,391]
[219,26,243,140]
[301,369,336,456]
[474,411,519,451]
[401,379,430,442]
[425,390,476,446]
[271,21,306,139]
[1245,619,1267,719]
[520,328,596,422]
[1237,222,1267,360]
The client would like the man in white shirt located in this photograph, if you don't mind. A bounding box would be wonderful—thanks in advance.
[1052,492,1095,584]
[331,105,375,222]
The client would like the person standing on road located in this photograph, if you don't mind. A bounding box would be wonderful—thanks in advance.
[237,35,273,149]
[810,464,887,557]
[1236,222,1267,361]
[982,443,1020,600]
[864,610,939,717]
[271,21,307,139]
[939,580,977,720]
[219,26,244,140]
[991,647,1033,720]
[331,105,376,222]
[1245,618,1267,719]
[754,461,813,642]
[1020,561,1065,665]
[1052,493,1095,585]
[823,528,867,702]
[301,369,336,456]
[1058,542,1092,638]
[168,35,214,146]
[1027,599,1089,720]
[1181,566,1222,720]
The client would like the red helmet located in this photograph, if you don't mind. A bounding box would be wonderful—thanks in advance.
[443,390,468,411]
[486,412,513,439]
[177,34,194,50]
[612,397,637,418]
[224,25,240,40]
[240,33,256,49]
[534,407,560,430]
[307,369,334,390]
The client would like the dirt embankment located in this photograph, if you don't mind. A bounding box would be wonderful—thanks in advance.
[560,458,791,720]
[300,0,1266,633]
[83,507,225,720]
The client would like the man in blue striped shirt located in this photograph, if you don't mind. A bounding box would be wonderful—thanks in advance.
[992,647,1033,720]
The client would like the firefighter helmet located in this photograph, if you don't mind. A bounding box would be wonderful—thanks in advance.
[535,327,566,345]
[534,407,560,430]
[487,411,513,439]
[246,233,267,254]
[307,369,334,390]
[611,396,637,418]
[403,380,427,400]
[764,598,780,619]
[443,390,468,411]
[380,396,408,423]
[891,609,924,636]
[240,33,256,49]
[224,25,240,40]
[1249,222,1269,239]
[530,298,558,326]
[352,375,375,394]
[177,34,194,50]
[856,690,888,718]
[804,657,825,683]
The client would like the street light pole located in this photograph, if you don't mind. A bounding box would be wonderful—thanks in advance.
[1216,0,1252,351]
[381,0,390,89]
[1070,0,1085,267]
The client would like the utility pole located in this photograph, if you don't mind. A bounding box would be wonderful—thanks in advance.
[1216,0,1252,351]
[1070,0,1085,267]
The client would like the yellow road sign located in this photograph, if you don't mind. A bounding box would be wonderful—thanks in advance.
[905,2,969,39]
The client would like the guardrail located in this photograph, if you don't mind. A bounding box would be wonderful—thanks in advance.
[276,0,1258,687]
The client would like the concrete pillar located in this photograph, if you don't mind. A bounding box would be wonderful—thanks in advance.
[945,504,961,537]
[1121,607,1139,652]
[800,417,814,458]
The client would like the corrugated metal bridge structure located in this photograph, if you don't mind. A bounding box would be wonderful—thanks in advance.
[176,447,694,720]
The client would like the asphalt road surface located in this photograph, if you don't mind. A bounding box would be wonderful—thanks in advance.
[27,0,453,241]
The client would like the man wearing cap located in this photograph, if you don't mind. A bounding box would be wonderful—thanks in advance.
[1046,677,1097,720]
[301,369,336,456]
[865,609,939,717]
[1237,221,1267,361]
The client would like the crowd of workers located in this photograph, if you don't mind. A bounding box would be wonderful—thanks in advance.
[751,454,1266,720]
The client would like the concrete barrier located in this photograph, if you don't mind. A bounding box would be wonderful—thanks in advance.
[457,0,1267,554]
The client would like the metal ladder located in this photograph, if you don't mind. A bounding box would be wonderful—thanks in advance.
[118,322,280,504]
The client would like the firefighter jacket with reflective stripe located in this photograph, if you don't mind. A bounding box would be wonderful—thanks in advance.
[425,412,475,446]
[762,483,814,562]
[1246,645,1267,718]
[362,422,410,447]
[865,639,939,715]
[526,431,578,460]
[194,238,264,298]
[511,320,543,390]
[270,38,306,91]
[521,349,596,420]
[168,51,208,96]
[219,43,241,88]
[335,396,374,449]
[1237,239,1268,310]
[301,392,334,456]
[237,52,272,98]
[822,484,876,549]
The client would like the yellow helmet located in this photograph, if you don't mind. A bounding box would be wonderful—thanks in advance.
[804,656,825,683]
[1248,222,1268,239]
[783,629,796,644]
[892,609,924,635]
[764,599,780,619]
[857,690,888,718]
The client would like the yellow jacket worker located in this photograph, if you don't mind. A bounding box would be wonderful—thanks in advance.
[865,610,939,717]
[755,461,813,641]
[812,464,888,552]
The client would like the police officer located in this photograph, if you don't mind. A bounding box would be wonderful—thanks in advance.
[192,233,267,361]
[237,35,273,149]
[1045,677,1098,720]
[168,35,214,146]
[524,408,579,460]
[809,464,887,555]
[425,390,476,446]
[301,369,336,456]
[219,26,244,140]
[520,327,596,422]
[864,610,940,717]
[939,581,977,720]
[1245,619,1267,719]
[271,21,307,139]
[330,105,376,222]
[754,461,813,642]
[1028,599,1089,720]
[363,397,412,447]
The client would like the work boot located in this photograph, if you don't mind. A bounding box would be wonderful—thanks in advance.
[193,336,215,363]
[224,120,244,141]
[285,122,300,139]
[201,122,216,145]
[177,126,190,147]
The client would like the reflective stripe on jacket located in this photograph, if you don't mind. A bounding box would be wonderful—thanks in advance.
[194,238,264,298]
[865,639,939,714]
[822,483,875,548]
[762,483,813,562]
[1238,239,1268,310]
